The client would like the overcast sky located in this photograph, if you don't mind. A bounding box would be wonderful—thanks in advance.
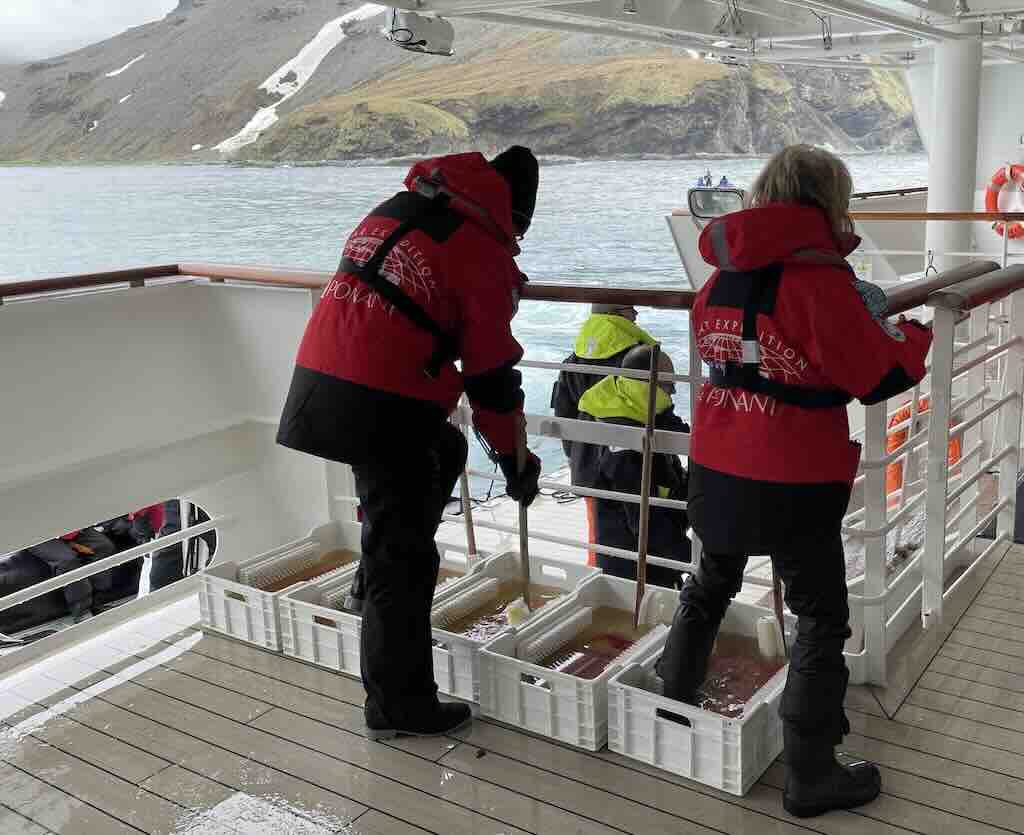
[0,1,177,63]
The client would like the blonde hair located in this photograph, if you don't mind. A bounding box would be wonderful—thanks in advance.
[746,145,855,243]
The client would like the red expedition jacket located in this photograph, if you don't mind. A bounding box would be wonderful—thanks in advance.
[278,153,527,462]
[690,204,932,485]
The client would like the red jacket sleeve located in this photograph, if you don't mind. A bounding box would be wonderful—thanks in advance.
[781,269,932,404]
[450,238,526,456]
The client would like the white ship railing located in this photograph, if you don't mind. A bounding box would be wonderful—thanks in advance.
[0,517,225,617]
[2,211,1024,684]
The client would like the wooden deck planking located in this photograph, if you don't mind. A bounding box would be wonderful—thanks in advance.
[5,547,1024,833]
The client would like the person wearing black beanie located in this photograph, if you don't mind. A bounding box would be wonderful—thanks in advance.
[278,147,543,743]
[490,145,539,237]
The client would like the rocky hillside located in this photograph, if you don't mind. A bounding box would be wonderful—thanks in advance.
[0,0,921,163]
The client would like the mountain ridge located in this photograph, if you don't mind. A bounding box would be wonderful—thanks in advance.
[0,0,922,163]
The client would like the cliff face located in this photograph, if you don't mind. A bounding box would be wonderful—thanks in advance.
[0,0,921,163]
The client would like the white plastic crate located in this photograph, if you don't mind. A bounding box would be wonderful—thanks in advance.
[430,551,600,703]
[478,575,678,750]
[607,601,793,796]
[279,564,363,675]
[278,549,485,677]
[199,521,361,651]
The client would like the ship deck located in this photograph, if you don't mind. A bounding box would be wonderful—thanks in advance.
[1,542,1023,835]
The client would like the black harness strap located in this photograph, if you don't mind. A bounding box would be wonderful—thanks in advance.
[709,274,852,409]
[339,197,459,379]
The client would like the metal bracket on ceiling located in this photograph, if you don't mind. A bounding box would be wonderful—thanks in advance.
[810,10,834,50]
[715,0,744,37]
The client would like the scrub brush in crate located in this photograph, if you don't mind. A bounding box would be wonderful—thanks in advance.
[431,579,501,630]
[238,543,322,591]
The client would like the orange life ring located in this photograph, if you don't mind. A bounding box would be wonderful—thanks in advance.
[885,396,962,497]
[985,164,1024,240]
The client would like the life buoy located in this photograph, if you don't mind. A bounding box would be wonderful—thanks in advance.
[984,164,1024,240]
[885,396,962,498]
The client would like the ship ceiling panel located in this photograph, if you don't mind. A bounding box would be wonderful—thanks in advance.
[409,0,893,39]
[393,0,1022,62]
[451,7,914,64]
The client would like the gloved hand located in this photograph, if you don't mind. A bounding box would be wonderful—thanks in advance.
[498,451,542,507]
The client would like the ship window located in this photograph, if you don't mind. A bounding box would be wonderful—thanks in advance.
[1,499,216,645]
[689,188,745,220]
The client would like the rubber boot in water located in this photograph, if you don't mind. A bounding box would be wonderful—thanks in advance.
[783,726,881,818]
[656,604,719,703]
[344,563,365,614]
[365,700,472,742]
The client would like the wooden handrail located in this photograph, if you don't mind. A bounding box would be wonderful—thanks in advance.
[670,209,1024,221]
[0,264,180,303]
[885,261,1000,315]
[851,187,928,200]
[179,262,700,307]
[0,259,1007,314]
[928,264,1024,311]
[178,262,330,290]
[851,211,1024,221]
[521,284,695,308]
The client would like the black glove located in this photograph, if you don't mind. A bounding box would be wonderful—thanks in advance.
[498,451,542,507]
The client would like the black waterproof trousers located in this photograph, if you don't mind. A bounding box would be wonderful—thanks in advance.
[25,529,115,618]
[351,422,467,724]
[659,464,853,767]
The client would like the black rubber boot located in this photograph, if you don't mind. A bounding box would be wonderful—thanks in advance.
[365,700,472,742]
[783,726,881,818]
[344,564,365,614]
[656,603,720,703]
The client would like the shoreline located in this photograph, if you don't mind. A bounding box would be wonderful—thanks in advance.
[0,148,926,169]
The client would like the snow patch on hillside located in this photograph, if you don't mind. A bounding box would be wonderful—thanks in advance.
[214,4,384,154]
[119,94,133,104]
[106,54,147,78]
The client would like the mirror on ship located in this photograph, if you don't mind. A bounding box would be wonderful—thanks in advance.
[688,188,745,221]
[0,499,216,648]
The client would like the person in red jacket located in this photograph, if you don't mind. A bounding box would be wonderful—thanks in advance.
[656,146,932,818]
[277,148,542,740]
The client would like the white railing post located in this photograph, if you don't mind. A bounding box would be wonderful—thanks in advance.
[862,401,890,685]
[922,306,958,629]
[997,291,1024,541]
[956,307,989,553]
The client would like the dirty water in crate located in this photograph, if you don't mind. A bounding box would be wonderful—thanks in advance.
[533,607,654,681]
[260,549,359,592]
[442,580,565,642]
[691,633,787,719]
[436,567,466,589]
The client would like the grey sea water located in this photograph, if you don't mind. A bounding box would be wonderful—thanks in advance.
[0,155,929,480]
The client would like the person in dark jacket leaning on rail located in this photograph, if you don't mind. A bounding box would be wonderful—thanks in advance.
[577,344,690,588]
[656,146,932,818]
[550,303,656,563]
[277,148,542,741]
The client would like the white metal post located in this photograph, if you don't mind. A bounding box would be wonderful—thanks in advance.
[180,498,193,576]
[922,306,958,629]
[924,24,982,274]
[957,307,989,555]
[998,291,1024,541]
[862,401,890,685]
